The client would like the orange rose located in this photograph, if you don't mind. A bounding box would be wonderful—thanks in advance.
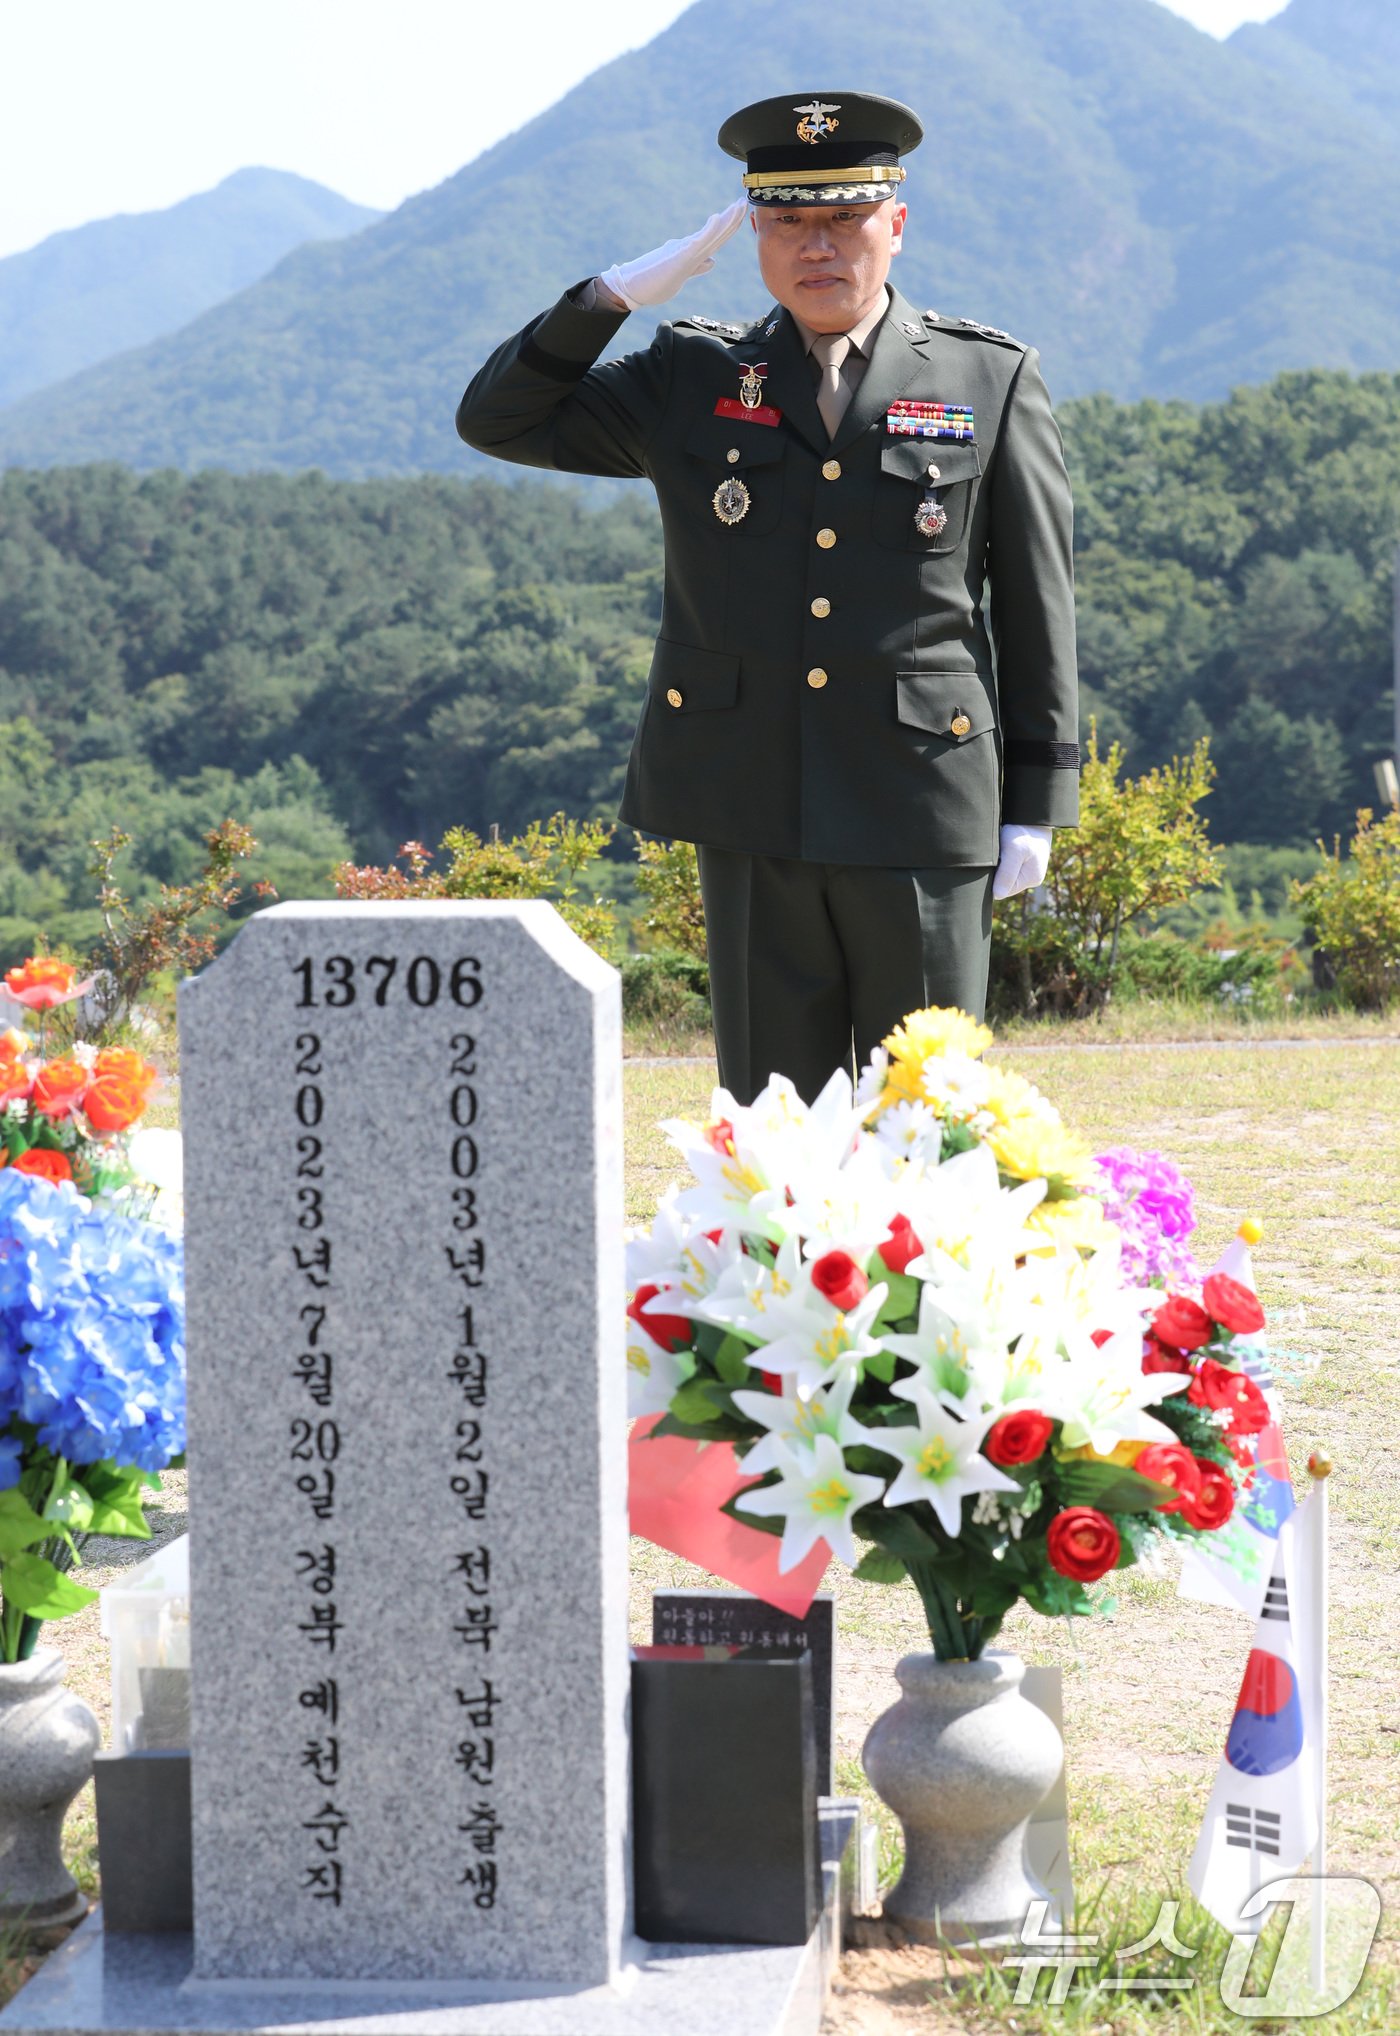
[9,1147,73,1184]
[83,1073,151,1134]
[92,1048,158,1095]
[3,958,90,1011]
[30,1057,90,1119]
[0,1043,30,1105]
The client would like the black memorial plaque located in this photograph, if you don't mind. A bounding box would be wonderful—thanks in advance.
[652,1591,834,1795]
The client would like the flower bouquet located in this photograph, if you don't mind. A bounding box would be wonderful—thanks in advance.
[628,1006,1276,1665]
[0,957,184,1664]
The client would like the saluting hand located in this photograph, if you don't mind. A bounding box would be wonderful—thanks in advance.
[598,198,749,312]
[993,824,1053,901]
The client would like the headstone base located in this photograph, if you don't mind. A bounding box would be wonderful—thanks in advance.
[0,1807,858,2036]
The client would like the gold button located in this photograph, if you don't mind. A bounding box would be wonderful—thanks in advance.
[726,448,740,463]
[927,463,942,482]
[822,459,841,480]
[816,527,836,549]
[950,712,972,737]
[810,597,831,618]
[667,688,684,709]
[807,667,828,690]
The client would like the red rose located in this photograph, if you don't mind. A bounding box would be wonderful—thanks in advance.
[760,1370,784,1394]
[9,1147,73,1185]
[1188,1359,1269,1436]
[1179,1459,1235,1531]
[627,1283,692,1353]
[1089,1328,1114,1348]
[1142,1333,1193,1375]
[810,1249,869,1312]
[877,1214,924,1275]
[1202,1273,1266,1337]
[1132,1442,1202,1513]
[1152,1294,1213,1352]
[1046,1507,1121,1583]
[985,1409,1053,1466]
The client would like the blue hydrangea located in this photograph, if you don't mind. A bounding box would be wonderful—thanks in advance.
[0,1170,185,1473]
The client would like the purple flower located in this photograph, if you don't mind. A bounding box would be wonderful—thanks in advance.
[1092,1148,1201,1288]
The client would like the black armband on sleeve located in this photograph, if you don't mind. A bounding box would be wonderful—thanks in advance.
[1005,739,1080,770]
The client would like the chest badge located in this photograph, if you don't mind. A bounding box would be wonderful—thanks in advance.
[914,492,948,540]
[738,361,768,409]
[713,476,752,525]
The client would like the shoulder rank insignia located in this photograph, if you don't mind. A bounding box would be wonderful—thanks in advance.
[952,316,1025,349]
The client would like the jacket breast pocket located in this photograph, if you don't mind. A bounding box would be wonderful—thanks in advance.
[684,414,787,536]
[647,639,741,715]
[873,438,981,555]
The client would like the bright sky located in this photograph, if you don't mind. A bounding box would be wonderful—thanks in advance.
[0,0,1290,262]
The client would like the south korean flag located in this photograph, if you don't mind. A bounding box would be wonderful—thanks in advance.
[1188,1486,1326,1933]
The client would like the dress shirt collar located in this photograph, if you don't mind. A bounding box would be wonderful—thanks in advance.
[791,286,891,360]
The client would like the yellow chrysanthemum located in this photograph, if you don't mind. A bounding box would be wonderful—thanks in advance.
[1023,1194,1120,1255]
[1058,1437,1145,1468]
[980,1065,1061,1131]
[989,1112,1094,1187]
[879,1005,993,1102]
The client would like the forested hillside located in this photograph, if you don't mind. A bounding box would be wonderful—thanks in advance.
[1,364,1396,964]
[4,0,1400,474]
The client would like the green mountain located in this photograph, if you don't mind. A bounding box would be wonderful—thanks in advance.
[1,0,1399,475]
[0,169,381,413]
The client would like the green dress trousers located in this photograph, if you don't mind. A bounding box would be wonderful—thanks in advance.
[697,847,995,1106]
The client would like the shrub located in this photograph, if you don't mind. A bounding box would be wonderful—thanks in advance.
[334,814,620,961]
[990,729,1221,1017]
[1293,807,1400,1009]
[620,949,711,1032]
[634,838,707,961]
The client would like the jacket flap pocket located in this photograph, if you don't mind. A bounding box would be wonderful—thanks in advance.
[880,439,982,486]
[649,640,740,714]
[896,671,994,741]
[686,413,787,467]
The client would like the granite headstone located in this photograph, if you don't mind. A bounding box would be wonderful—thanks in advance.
[178,902,628,1986]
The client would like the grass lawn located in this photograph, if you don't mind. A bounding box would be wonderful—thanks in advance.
[7,1032,1396,2033]
[624,1040,1400,2034]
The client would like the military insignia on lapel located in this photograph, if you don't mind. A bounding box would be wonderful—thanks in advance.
[887,399,976,441]
[712,477,751,525]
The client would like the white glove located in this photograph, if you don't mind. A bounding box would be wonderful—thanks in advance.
[993,823,1052,900]
[598,199,748,312]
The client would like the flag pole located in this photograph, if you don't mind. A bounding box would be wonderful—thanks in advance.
[1307,1450,1332,1995]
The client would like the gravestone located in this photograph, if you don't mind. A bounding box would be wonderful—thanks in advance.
[179,902,628,1985]
[652,1592,835,1795]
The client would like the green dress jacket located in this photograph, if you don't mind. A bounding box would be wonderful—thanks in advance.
[456,282,1078,866]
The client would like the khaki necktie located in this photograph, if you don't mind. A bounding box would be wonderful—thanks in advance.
[811,331,852,439]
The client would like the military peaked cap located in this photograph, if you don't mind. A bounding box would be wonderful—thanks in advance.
[718,90,923,206]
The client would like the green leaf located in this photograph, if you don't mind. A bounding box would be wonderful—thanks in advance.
[712,1335,753,1388]
[667,1379,725,1427]
[872,1272,920,1324]
[0,1489,55,1556]
[1055,1460,1175,1513]
[45,1485,94,1533]
[722,1489,784,1538]
[861,1345,897,1384]
[852,1546,907,1584]
[0,1554,98,1619]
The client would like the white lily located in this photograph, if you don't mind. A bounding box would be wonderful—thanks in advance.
[626,1318,691,1420]
[731,1370,879,1478]
[722,1237,889,1399]
[902,1144,1047,1270]
[1047,1337,1192,1454]
[877,1378,1021,1535]
[665,1069,863,1242]
[884,1248,1034,1405]
[735,1433,886,1572]
[778,1135,903,1261]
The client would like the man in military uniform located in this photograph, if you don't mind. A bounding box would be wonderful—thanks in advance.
[457,92,1078,1105]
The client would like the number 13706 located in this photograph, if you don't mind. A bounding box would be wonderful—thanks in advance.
[294,956,483,1009]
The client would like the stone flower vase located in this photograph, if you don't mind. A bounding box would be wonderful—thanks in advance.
[0,1651,101,1927]
[862,1651,1063,1946]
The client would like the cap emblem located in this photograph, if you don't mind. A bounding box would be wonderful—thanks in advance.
[793,101,840,144]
